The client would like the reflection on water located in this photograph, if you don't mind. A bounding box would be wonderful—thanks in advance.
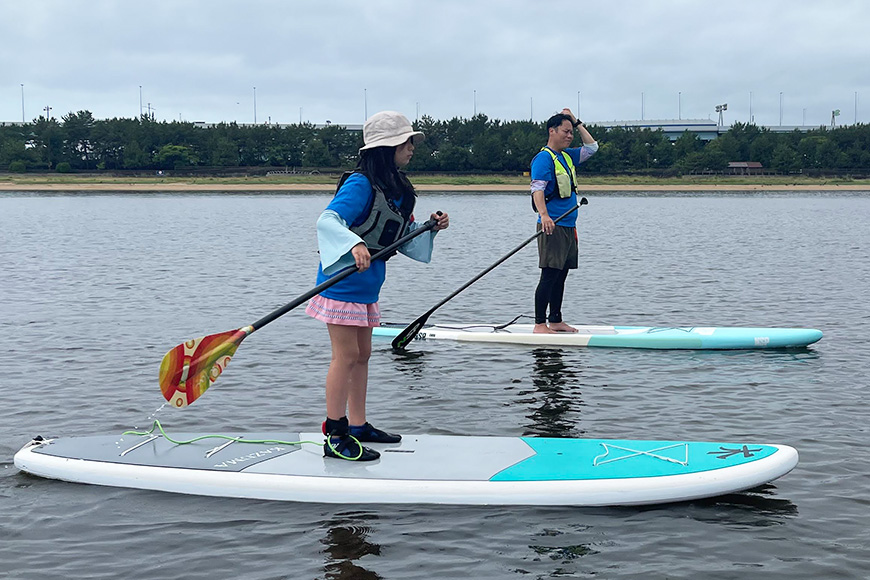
[321,514,382,580]
[520,348,586,438]
[688,484,800,527]
[528,526,599,562]
[616,483,799,531]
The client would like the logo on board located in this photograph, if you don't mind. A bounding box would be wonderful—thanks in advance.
[708,445,763,460]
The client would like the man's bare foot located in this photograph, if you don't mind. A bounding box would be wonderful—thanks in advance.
[533,323,556,334]
[549,322,578,333]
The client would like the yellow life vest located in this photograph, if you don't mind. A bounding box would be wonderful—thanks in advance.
[541,147,579,200]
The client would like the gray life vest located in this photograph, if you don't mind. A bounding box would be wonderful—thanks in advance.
[337,171,414,260]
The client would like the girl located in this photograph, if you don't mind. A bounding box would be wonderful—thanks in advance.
[306,111,450,461]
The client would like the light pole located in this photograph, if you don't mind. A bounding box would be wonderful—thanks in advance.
[749,91,753,124]
[253,87,257,124]
[20,84,24,123]
[641,92,645,120]
[530,97,533,121]
[364,88,367,121]
[44,105,52,120]
[577,91,581,118]
[678,91,681,120]
[715,103,728,126]
[139,85,143,118]
[473,89,476,117]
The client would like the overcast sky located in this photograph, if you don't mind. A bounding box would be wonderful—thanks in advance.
[2,0,868,128]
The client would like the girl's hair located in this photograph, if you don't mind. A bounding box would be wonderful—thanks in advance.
[357,145,416,214]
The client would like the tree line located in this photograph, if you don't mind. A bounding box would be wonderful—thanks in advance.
[1,110,868,175]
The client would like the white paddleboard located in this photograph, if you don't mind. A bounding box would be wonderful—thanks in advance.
[14,430,798,506]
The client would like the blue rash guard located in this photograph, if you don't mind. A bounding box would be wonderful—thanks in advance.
[530,142,598,228]
[314,172,435,304]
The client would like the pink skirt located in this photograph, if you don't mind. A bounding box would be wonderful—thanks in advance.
[306,294,380,327]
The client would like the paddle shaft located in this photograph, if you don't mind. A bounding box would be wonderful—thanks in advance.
[391,199,586,350]
[250,215,440,331]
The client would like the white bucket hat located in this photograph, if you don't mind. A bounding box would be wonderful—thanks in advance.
[360,111,425,151]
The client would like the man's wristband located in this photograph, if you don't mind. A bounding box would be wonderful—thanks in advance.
[572,119,583,128]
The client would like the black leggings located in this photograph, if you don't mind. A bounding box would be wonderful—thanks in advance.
[535,267,569,324]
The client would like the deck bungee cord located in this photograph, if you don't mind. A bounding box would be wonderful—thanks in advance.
[123,420,371,461]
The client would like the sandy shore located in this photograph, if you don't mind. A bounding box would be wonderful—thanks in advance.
[1,182,869,192]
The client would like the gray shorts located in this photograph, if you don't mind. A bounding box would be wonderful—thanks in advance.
[537,224,578,269]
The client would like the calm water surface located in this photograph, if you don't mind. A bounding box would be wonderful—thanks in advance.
[1,191,869,579]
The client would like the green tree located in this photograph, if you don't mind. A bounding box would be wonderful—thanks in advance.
[318,124,358,167]
[701,139,729,170]
[123,140,151,169]
[0,135,30,168]
[673,131,702,162]
[304,139,333,167]
[61,110,96,169]
[771,143,800,173]
[437,142,472,171]
[816,138,845,169]
[30,116,63,169]
[749,133,777,168]
[470,132,507,171]
[210,137,240,166]
[502,121,543,172]
[154,144,194,169]
[675,151,706,173]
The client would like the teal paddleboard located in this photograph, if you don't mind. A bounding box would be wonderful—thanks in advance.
[374,321,823,349]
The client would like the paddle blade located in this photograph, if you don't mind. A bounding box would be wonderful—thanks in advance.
[159,326,252,408]
[391,317,428,351]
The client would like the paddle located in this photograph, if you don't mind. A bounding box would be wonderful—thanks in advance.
[391,197,588,351]
[160,213,442,408]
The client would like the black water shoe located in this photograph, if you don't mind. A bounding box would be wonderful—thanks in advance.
[349,422,402,444]
[323,435,380,461]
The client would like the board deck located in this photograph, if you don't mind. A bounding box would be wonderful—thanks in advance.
[374,322,823,349]
[14,431,798,506]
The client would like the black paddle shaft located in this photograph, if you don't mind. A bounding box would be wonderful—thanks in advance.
[250,214,441,331]
[391,198,587,350]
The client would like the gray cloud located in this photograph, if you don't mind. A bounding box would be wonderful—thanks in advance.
[2,0,868,127]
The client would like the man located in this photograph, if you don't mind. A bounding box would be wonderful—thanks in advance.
[530,108,598,333]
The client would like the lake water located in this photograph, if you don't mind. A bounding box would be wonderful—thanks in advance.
[1,190,869,579]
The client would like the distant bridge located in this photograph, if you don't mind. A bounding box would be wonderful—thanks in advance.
[586,119,833,141]
[287,119,831,142]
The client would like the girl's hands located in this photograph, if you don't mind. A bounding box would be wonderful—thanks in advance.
[351,242,371,272]
[431,211,450,231]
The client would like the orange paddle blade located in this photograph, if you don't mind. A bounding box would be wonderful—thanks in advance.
[159,326,252,408]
